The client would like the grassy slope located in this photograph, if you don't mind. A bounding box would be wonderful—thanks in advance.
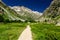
[0,1,21,21]
[0,23,27,40]
[30,23,60,40]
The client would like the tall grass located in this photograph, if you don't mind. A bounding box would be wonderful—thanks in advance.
[30,23,60,40]
[0,23,27,40]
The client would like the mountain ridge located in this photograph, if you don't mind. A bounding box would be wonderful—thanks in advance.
[10,6,42,22]
[0,1,42,22]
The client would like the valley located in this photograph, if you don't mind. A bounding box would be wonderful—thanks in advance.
[0,0,60,40]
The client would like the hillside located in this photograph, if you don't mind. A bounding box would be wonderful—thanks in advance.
[0,1,21,22]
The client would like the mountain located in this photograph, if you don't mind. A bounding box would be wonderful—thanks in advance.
[10,6,42,22]
[42,0,60,23]
[0,1,42,22]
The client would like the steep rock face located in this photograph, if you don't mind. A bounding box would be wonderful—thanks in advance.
[43,0,60,19]
[42,0,60,23]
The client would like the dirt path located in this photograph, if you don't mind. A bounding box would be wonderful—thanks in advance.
[18,25,32,40]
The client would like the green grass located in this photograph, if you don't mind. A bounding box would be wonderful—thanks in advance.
[0,22,60,40]
[30,23,60,40]
[0,23,27,40]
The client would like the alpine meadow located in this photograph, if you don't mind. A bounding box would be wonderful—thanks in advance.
[0,0,60,40]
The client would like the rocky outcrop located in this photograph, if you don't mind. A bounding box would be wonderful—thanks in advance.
[42,0,60,24]
[43,0,60,19]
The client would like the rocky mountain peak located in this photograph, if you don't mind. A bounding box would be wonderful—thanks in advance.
[41,0,60,23]
[43,0,60,18]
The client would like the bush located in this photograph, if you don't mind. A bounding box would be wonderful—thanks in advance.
[0,15,4,22]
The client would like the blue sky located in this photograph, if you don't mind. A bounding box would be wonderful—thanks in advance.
[2,0,52,12]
